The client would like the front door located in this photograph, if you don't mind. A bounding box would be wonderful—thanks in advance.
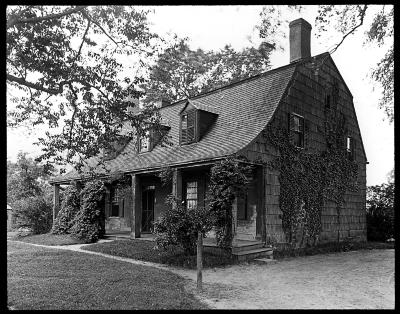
[141,188,155,233]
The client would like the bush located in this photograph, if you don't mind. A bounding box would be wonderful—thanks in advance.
[366,183,394,241]
[52,185,80,234]
[70,180,105,243]
[12,196,53,234]
[153,195,214,255]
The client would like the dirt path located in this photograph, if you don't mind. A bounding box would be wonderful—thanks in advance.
[8,240,394,309]
[176,250,395,309]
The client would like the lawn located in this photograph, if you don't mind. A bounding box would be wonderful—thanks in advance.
[83,239,234,269]
[7,241,207,310]
[8,232,86,246]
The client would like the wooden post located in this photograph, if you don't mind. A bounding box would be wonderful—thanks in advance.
[130,174,141,239]
[197,231,203,291]
[53,184,60,222]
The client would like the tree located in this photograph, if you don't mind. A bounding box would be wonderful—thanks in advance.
[7,151,55,206]
[366,182,394,241]
[7,6,161,172]
[141,36,273,104]
[315,5,393,122]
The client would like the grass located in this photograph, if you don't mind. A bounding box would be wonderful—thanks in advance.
[8,232,85,246]
[274,240,395,260]
[83,239,234,269]
[7,241,207,310]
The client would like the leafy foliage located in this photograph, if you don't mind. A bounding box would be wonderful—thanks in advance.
[7,152,55,206]
[70,179,105,243]
[315,5,393,122]
[206,156,254,248]
[12,195,53,234]
[366,182,394,241]
[142,37,272,104]
[153,195,214,255]
[7,6,161,172]
[52,184,81,234]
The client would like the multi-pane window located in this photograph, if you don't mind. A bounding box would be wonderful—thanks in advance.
[346,136,354,160]
[289,113,304,148]
[186,181,198,209]
[111,187,120,217]
[181,111,196,144]
[138,131,151,153]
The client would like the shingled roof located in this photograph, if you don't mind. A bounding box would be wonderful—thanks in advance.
[51,59,300,184]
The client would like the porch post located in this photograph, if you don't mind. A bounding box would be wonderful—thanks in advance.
[172,169,183,201]
[130,173,141,238]
[258,165,266,243]
[53,184,60,222]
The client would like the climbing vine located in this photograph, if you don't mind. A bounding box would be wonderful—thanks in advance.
[206,155,254,248]
[264,104,358,246]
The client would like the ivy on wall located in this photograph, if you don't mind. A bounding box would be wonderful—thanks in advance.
[206,155,254,248]
[264,100,359,246]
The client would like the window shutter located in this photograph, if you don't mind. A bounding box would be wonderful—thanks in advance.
[181,114,188,144]
[288,113,294,132]
[187,110,195,142]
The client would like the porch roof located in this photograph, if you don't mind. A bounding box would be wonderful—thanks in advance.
[50,60,298,184]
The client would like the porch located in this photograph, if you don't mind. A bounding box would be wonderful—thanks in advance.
[103,230,273,261]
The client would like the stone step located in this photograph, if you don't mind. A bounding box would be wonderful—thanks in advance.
[232,247,274,262]
[253,257,277,265]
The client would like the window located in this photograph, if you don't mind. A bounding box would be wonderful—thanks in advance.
[325,94,331,109]
[289,113,304,148]
[346,136,354,160]
[186,181,198,209]
[138,130,151,153]
[181,110,196,144]
[237,194,248,220]
[111,187,120,217]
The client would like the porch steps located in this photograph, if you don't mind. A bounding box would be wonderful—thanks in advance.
[232,246,274,262]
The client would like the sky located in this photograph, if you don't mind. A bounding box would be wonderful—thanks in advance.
[7,5,394,186]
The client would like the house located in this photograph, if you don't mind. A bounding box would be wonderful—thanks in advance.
[50,18,367,251]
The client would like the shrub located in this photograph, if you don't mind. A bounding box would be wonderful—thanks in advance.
[70,180,105,243]
[12,195,53,234]
[366,182,394,241]
[52,185,80,234]
[153,195,214,255]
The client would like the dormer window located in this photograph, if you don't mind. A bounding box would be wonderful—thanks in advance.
[179,100,218,145]
[180,110,196,145]
[138,131,151,153]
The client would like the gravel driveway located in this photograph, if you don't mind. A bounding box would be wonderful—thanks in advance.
[175,249,394,309]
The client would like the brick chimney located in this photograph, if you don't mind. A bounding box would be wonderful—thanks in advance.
[289,18,312,63]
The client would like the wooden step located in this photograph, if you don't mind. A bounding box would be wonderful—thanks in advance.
[231,242,265,254]
[232,247,274,262]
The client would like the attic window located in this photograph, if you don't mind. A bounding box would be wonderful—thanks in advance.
[180,110,196,145]
[288,113,304,148]
[325,94,331,109]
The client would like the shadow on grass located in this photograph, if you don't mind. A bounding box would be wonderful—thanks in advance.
[83,239,235,269]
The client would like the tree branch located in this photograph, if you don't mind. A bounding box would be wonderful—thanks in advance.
[73,19,91,63]
[81,10,119,47]
[7,6,88,29]
[329,5,368,54]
